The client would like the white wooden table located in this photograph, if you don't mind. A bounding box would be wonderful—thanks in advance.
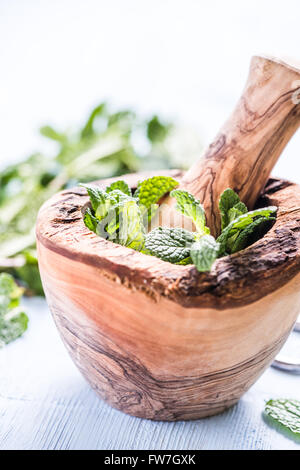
[0,297,299,450]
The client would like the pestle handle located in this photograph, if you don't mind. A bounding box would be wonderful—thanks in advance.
[181,55,300,236]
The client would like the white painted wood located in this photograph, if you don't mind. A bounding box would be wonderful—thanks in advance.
[0,298,299,450]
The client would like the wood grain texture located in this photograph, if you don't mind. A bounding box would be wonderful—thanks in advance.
[36,171,300,420]
[161,56,300,236]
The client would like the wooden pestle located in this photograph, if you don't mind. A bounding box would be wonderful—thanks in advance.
[159,55,300,237]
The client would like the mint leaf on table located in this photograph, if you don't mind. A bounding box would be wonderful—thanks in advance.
[0,272,24,313]
[145,227,195,264]
[0,312,28,346]
[217,206,277,256]
[134,176,179,209]
[219,188,248,230]
[264,399,300,437]
[105,180,132,196]
[0,273,28,346]
[170,189,210,236]
[190,235,220,272]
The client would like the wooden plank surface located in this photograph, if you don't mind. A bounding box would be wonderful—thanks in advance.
[0,297,299,450]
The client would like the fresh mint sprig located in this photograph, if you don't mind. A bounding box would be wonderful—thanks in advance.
[106,180,132,196]
[82,177,277,273]
[144,227,195,264]
[217,206,277,256]
[134,176,179,209]
[81,183,145,250]
[190,235,220,272]
[219,188,248,230]
[170,189,210,236]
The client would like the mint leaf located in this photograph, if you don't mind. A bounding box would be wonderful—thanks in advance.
[105,180,132,196]
[83,207,99,233]
[227,201,248,223]
[0,273,28,346]
[134,176,179,209]
[83,183,145,250]
[107,189,136,206]
[0,312,28,346]
[0,272,24,313]
[230,216,276,253]
[190,235,220,272]
[82,185,135,223]
[105,199,145,251]
[103,190,138,233]
[217,206,277,256]
[145,227,195,264]
[117,201,145,250]
[219,188,248,230]
[170,189,209,235]
[80,184,108,213]
[264,399,300,436]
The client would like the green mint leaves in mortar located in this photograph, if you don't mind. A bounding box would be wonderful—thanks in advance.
[145,227,195,264]
[0,273,28,346]
[134,176,179,209]
[170,189,210,236]
[219,188,248,230]
[217,206,277,256]
[190,235,220,272]
[264,399,300,438]
[81,183,146,251]
[83,176,277,273]
[106,180,132,196]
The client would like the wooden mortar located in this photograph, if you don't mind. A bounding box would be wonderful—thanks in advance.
[36,56,300,421]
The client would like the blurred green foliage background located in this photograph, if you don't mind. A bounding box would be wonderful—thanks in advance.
[0,103,201,295]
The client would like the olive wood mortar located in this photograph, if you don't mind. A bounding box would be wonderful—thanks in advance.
[36,171,300,421]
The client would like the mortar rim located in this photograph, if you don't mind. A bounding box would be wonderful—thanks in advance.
[36,170,300,310]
